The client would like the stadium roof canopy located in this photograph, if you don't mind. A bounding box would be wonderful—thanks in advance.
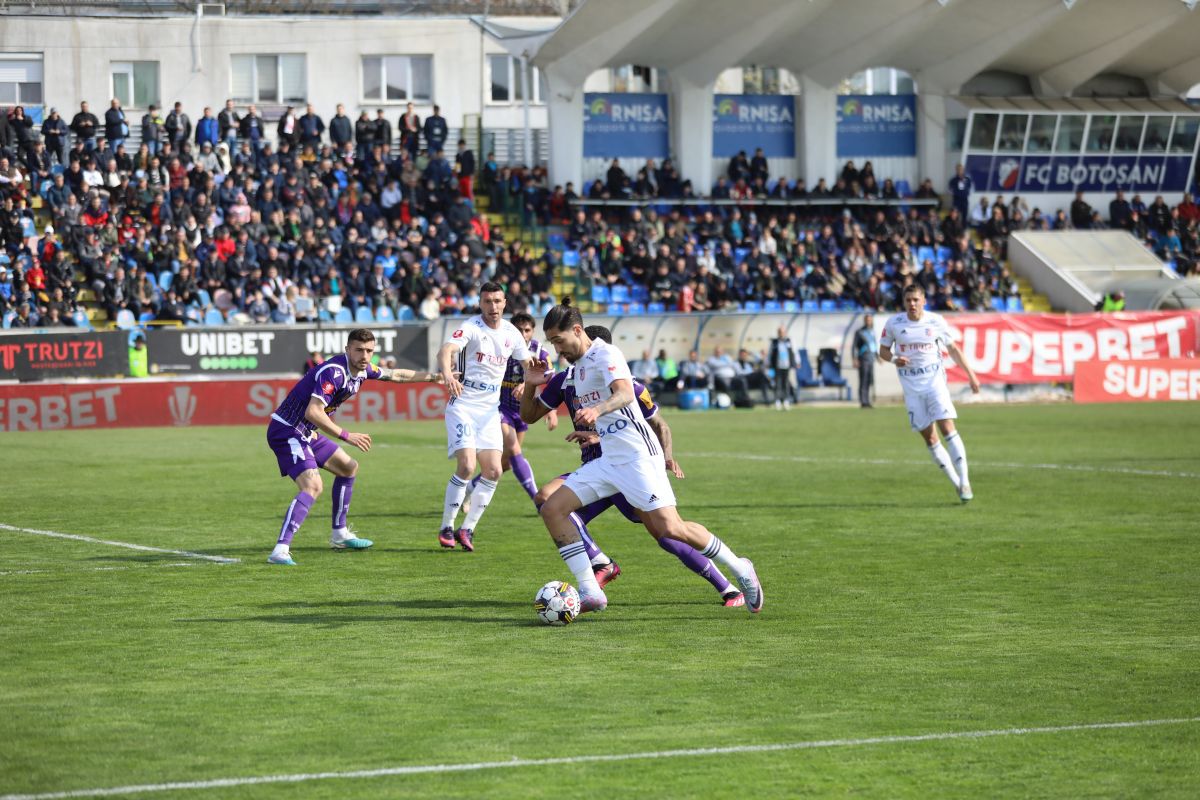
[525,0,1200,97]
[0,0,575,17]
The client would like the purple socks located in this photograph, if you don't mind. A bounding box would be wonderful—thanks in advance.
[658,536,732,594]
[332,476,354,530]
[277,491,315,546]
[509,454,538,501]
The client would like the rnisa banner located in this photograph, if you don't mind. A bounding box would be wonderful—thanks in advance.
[583,93,670,158]
[836,94,917,157]
[964,153,1195,194]
[712,95,795,157]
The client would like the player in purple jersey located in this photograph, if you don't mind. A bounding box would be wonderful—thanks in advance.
[462,311,558,513]
[521,325,744,607]
[266,328,441,565]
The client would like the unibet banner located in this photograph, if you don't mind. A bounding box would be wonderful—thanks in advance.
[712,95,795,157]
[583,93,670,158]
[836,94,917,157]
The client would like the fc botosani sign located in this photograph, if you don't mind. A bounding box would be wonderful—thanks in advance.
[964,154,1195,194]
[146,325,428,374]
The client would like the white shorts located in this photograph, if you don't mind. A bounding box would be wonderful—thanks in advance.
[564,455,676,513]
[904,382,957,432]
[445,401,502,457]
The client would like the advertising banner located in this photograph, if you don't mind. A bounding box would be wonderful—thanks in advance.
[145,325,428,375]
[942,311,1200,384]
[0,378,447,432]
[583,93,670,158]
[712,95,795,157]
[964,153,1194,194]
[0,331,128,381]
[836,94,917,157]
[1073,358,1200,403]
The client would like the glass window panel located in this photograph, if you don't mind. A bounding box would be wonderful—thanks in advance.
[1114,115,1144,153]
[1086,114,1115,153]
[743,66,762,94]
[946,118,966,151]
[896,74,915,94]
[762,67,780,95]
[411,56,432,101]
[280,54,305,103]
[231,55,254,102]
[133,62,159,108]
[869,67,890,95]
[1142,116,1171,152]
[1026,115,1055,152]
[362,57,381,101]
[612,65,631,93]
[537,68,547,104]
[0,82,16,104]
[1168,116,1199,153]
[489,54,509,102]
[514,59,527,102]
[1055,114,1084,152]
[18,82,41,105]
[968,112,999,150]
[998,113,1028,152]
[256,55,278,102]
[384,56,409,101]
[112,69,132,108]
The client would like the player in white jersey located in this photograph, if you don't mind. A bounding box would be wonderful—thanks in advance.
[879,284,982,501]
[435,281,537,551]
[536,298,764,615]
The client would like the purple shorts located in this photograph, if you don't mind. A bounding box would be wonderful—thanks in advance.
[267,420,339,479]
[499,406,528,434]
[556,472,642,524]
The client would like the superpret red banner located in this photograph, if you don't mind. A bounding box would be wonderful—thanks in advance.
[0,378,449,432]
[1073,358,1200,403]
[943,311,1200,384]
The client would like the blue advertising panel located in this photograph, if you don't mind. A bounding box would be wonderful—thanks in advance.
[583,93,670,158]
[712,95,795,157]
[836,94,917,157]
[965,153,1196,193]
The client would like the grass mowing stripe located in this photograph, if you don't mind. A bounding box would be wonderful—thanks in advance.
[4,717,1196,800]
[0,523,240,564]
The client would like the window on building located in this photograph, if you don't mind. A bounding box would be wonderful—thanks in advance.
[611,64,662,93]
[111,61,159,109]
[968,113,999,151]
[1026,115,1056,152]
[1086,115,1116,153]
[743,66,785,94]
[361,55,433,103]
[231,54,306,104]
[1114,115,1145,153]
[839,67,915,95]
[998,113,1028,152]
[1142,116,1172,152]
[1168,116,1199,153]
[0,54,43,106]
[1055,114,1085,152]
[489,54,541,104]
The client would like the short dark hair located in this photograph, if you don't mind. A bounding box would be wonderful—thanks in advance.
[903,284,926,297]
[584,325,611,344]
[347,328,375,344]
[543,296,584,334]
[510,311,535,328]
[480,280,504,296]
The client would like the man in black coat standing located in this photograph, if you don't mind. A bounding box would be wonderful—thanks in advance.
[767,325,795,409]
[852,313,879,408]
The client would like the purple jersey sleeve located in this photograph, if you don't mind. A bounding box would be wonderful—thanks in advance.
[632,380,658,419]
[538,370,567,409]
[313,363,348,405]
[365,363,383,380]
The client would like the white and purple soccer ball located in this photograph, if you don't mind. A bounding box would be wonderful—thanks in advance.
[534,580,581,626]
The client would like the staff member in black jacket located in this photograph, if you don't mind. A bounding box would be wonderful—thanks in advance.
[767,325,795,409]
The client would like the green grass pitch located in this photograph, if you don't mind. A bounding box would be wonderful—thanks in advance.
[1,402,1198,798]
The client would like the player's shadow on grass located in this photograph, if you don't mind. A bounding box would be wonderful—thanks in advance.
[691,501,907,510]
[176,612,533,627]
[261,599,529,610]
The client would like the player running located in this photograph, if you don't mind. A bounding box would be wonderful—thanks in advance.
[436,282,541,552]
[266,328,441,566]
[461,311,557,514]
[535,298,764,615]
[520,325,745,607]
[879,284,982,501]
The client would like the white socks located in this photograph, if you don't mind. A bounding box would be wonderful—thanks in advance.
[928,441,962,489]
[461,477,498,530]
[559,541,601,594]
[442,475,469,529]
[944,432,969,487]
[700,534,750,581]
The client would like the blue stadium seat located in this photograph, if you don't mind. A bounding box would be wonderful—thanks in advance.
[547,233,566,252]
[838,299,862,312]
[158,271,174,291]
[582,180,593,197]
[1006,296,1024,312]
[204,309,225,326]
[936,246,952,264]
[114,309,136,330]
[196,288,212,308]
[646,301,666,313]
[733,247,751,264]
[631,284,649,303]
[626,302,645,315]
[71,311,92,330]
[318,308,332,321]
[763,300,782,312]
[818,350,848,388]
[591,284,610,304]
[607,303,625,315]
[896,179,912,197]
[375,305,395,322]
[355,306,375,323]
[742,301,762,312]
[335,307,354,324]
[991,297,1006,312]
[609,285,631,304]
[2,311,15,329]
[562,249,580,268]
[783,300,800,313]
[138,311,156,324]
[916,246,935,265]
[397,305,417,322]
[820,299,838,312]
[795,349,821,388]
[802,299,819,312]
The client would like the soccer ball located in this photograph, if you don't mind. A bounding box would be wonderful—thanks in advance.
[533,580,581,626]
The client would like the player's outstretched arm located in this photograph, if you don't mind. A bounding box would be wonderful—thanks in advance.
[945,341,982,393]
[380,367,442,384]
[646,414,684,478]
[437,343,463,397]
[305,396,371,452]
[519,379,551,425]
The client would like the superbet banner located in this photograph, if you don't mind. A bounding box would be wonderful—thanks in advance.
[0,378,448,432]
[1074,359,1200,403]
[941,311,1200,384]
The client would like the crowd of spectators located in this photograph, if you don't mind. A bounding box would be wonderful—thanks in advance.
[0,97,561,328]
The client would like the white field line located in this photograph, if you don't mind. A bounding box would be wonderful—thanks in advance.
[0,562,205,577]
[2,716,1196,800]
[0,524,240,564]
[682,451,1200,479]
